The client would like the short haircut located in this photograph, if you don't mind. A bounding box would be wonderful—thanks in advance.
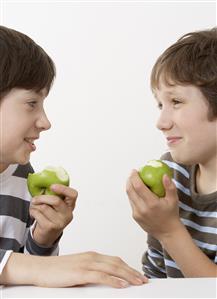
[150,27,217,120]
[0,25,56,99]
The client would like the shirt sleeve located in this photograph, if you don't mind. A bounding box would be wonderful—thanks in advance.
[0,249,13,275]
[24,221,60,256]
[142,234,167,278]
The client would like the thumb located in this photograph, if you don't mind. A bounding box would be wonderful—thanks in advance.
[163,174,178,200]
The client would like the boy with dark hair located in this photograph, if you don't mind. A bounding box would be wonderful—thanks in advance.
[126,27,217,278]
[0,25,147,288]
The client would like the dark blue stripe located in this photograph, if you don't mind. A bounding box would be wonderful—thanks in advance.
[12,163,34,178]
[0,195,31,225]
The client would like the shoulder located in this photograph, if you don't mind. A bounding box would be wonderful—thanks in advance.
[12,163,34,179]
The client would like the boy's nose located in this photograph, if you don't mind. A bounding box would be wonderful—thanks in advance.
[156,110,173,131]
[36,112,51,131]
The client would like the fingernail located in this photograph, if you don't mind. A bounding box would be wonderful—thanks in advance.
[163,174,171,186]
[134,277,143,285]
[50,184,57,191]
[120,280,129,288]
[142,276,149,282]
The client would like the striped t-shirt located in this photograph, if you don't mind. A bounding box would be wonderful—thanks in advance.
[0,163,59,275]
[142,152,217,278]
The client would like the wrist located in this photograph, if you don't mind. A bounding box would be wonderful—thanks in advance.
[33,227,62,247]
[158,221,186,245]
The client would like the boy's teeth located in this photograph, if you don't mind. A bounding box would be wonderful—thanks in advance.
[25,138,34,144]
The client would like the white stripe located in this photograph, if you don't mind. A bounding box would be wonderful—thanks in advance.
[162,160,190,178]
[193,239,217,251]
[148,249,163,259]
[174,180,191,196]
[147,255,166,273]
[164,259,180,270]
[214,256,217,263]
[1,176,31,202]
[179,201,217,218]
[0,216,27,245]
[0,250,13,275]
[181,218,217,234]
[0,164,18,182]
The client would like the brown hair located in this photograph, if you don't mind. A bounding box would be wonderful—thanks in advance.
[0,25,56,99]
[151,27,217,120]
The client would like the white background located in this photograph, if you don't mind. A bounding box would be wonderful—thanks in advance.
[1,0,216,270]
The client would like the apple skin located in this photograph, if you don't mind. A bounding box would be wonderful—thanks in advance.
[138,160,173,197]
[27,167,70,197]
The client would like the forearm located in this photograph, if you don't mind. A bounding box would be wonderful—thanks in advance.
[0,252,40,285]
[0,252,148,288]
[160,224,217,277]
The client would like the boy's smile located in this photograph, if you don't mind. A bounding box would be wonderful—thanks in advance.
[154,81,217,166]
[24,137,39,152]
[0,88,51,172]
[166,136,183,146]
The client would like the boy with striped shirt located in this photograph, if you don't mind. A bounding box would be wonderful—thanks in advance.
[126,27,217,277]
[0,25,147,288]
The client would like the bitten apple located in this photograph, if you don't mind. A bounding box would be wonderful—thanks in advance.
[139,160,173,197]
[27,166,70,197]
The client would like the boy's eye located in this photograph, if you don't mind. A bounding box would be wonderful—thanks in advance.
[27,101,37,108]
[171,98,182,106]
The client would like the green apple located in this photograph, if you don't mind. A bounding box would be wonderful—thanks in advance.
[138,160,173,197]
[27,166,70,197]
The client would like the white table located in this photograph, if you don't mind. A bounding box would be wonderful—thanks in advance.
[1,278,216,298]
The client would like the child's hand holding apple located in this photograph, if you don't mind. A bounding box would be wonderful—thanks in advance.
[28,166,78,247]
[126,160,184,241]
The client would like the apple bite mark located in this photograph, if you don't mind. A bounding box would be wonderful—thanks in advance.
[138,160,173,197]
[146,160,163,168]
[45,166,69,184]
[27,166,70,197]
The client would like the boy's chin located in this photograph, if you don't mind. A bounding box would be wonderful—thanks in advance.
[16,154,31,165]
[170,151,193,166]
